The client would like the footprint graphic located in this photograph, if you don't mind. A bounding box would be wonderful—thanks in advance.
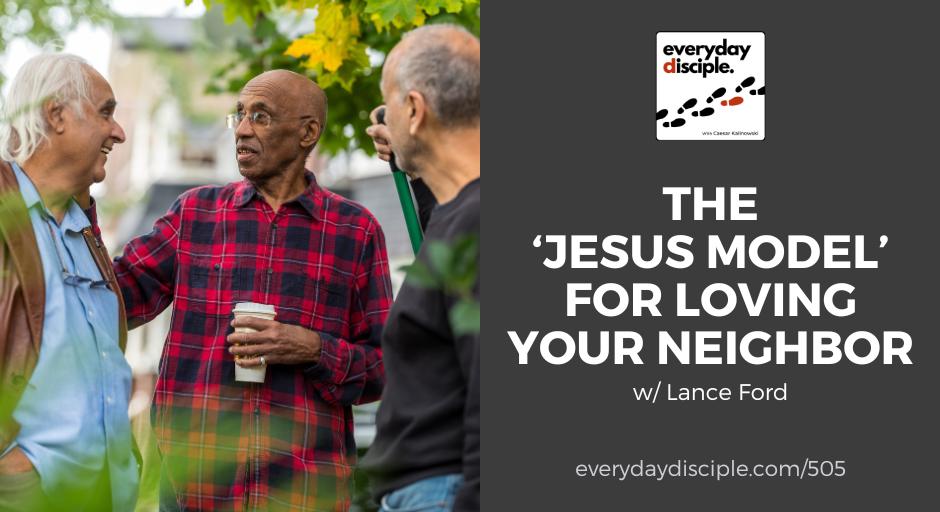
[676,98,697,115]
[691,107,715,117]
[749,85,765,96]
[705,87,726,103]
[720,97,744,107]
[735,76,755,93]
[656,109,669,120]
[662,118,686,128]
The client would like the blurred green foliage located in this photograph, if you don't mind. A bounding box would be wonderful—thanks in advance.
[193,0,480,155]
[0,0,115,88]
[400,234,479,335]
[0,1,479,155]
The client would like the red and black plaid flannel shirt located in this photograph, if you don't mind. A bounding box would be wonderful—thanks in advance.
[101,173,390,511]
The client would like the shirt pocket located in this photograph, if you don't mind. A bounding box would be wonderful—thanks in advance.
[178,256,255,317]
[275,264,351,337]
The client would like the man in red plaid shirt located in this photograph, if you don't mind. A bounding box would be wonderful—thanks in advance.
[93,70,391,510]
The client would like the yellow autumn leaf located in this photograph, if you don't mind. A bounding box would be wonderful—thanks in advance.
[284,1,369,76]
[320,40,346,71]
[285,37,319,58]
[316,2,344,35]
[348,12,361,34]
[370,12,388,32]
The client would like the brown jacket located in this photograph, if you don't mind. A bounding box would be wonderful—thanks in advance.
[0,160,128,454]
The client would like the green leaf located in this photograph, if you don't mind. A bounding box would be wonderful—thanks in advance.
[221,0,259,26]
[444,0,469,13]
[416,0,472,17]
[319,57,368,91]
[364,0,418,24]
[425,240,454,281]
[448,234,479,292]
[399,260,440,289]
[449,298,480,336]
[349,42,371,68]
[416,0,442,16]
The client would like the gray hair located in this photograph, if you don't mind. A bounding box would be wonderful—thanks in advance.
[0,53,92,165]
[395,24,480,128]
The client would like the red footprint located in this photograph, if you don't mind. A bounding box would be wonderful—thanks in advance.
[720,96,744,107]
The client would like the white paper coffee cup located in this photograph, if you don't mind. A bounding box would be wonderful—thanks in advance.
[232,302,276,383]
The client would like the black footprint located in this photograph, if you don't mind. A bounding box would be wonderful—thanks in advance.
[705,87,726,103]
[749,85,765,96]
[662,118,686,128]
[656,109,668,120]
[691,107,714,117]
[735,76,755,93]
[676,98,697,115]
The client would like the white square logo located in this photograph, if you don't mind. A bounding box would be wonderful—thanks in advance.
[656,32,765,140]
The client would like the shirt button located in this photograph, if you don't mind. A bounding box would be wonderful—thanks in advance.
[101,351,109,359]
[106,396,114,404]
[88,309,95,318]
[214,263,221,270]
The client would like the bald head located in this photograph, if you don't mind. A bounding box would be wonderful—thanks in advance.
[234,69,329,180]
[384,24,480,128]
[243,69,328,129]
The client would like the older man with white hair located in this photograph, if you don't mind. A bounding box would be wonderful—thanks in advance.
[0,53,137,511]
[361,23,481,512]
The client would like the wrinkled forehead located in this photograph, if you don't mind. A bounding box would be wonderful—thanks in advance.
[238,77,290,112]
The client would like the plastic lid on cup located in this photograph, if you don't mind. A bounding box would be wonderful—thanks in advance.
[232,302,276,315]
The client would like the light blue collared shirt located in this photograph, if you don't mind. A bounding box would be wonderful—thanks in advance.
[10,163,137,510]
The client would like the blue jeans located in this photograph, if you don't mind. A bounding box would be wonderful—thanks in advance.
[380,474,463,512]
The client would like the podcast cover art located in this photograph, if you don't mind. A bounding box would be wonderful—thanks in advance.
[656,32,765,140]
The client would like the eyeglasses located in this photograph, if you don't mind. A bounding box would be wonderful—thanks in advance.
[225,112,314,129]
[44,220,109,288]
[227,111,272,129]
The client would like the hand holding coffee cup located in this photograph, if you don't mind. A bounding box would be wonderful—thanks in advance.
[227,304,325,383]
[230,302,276,383]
